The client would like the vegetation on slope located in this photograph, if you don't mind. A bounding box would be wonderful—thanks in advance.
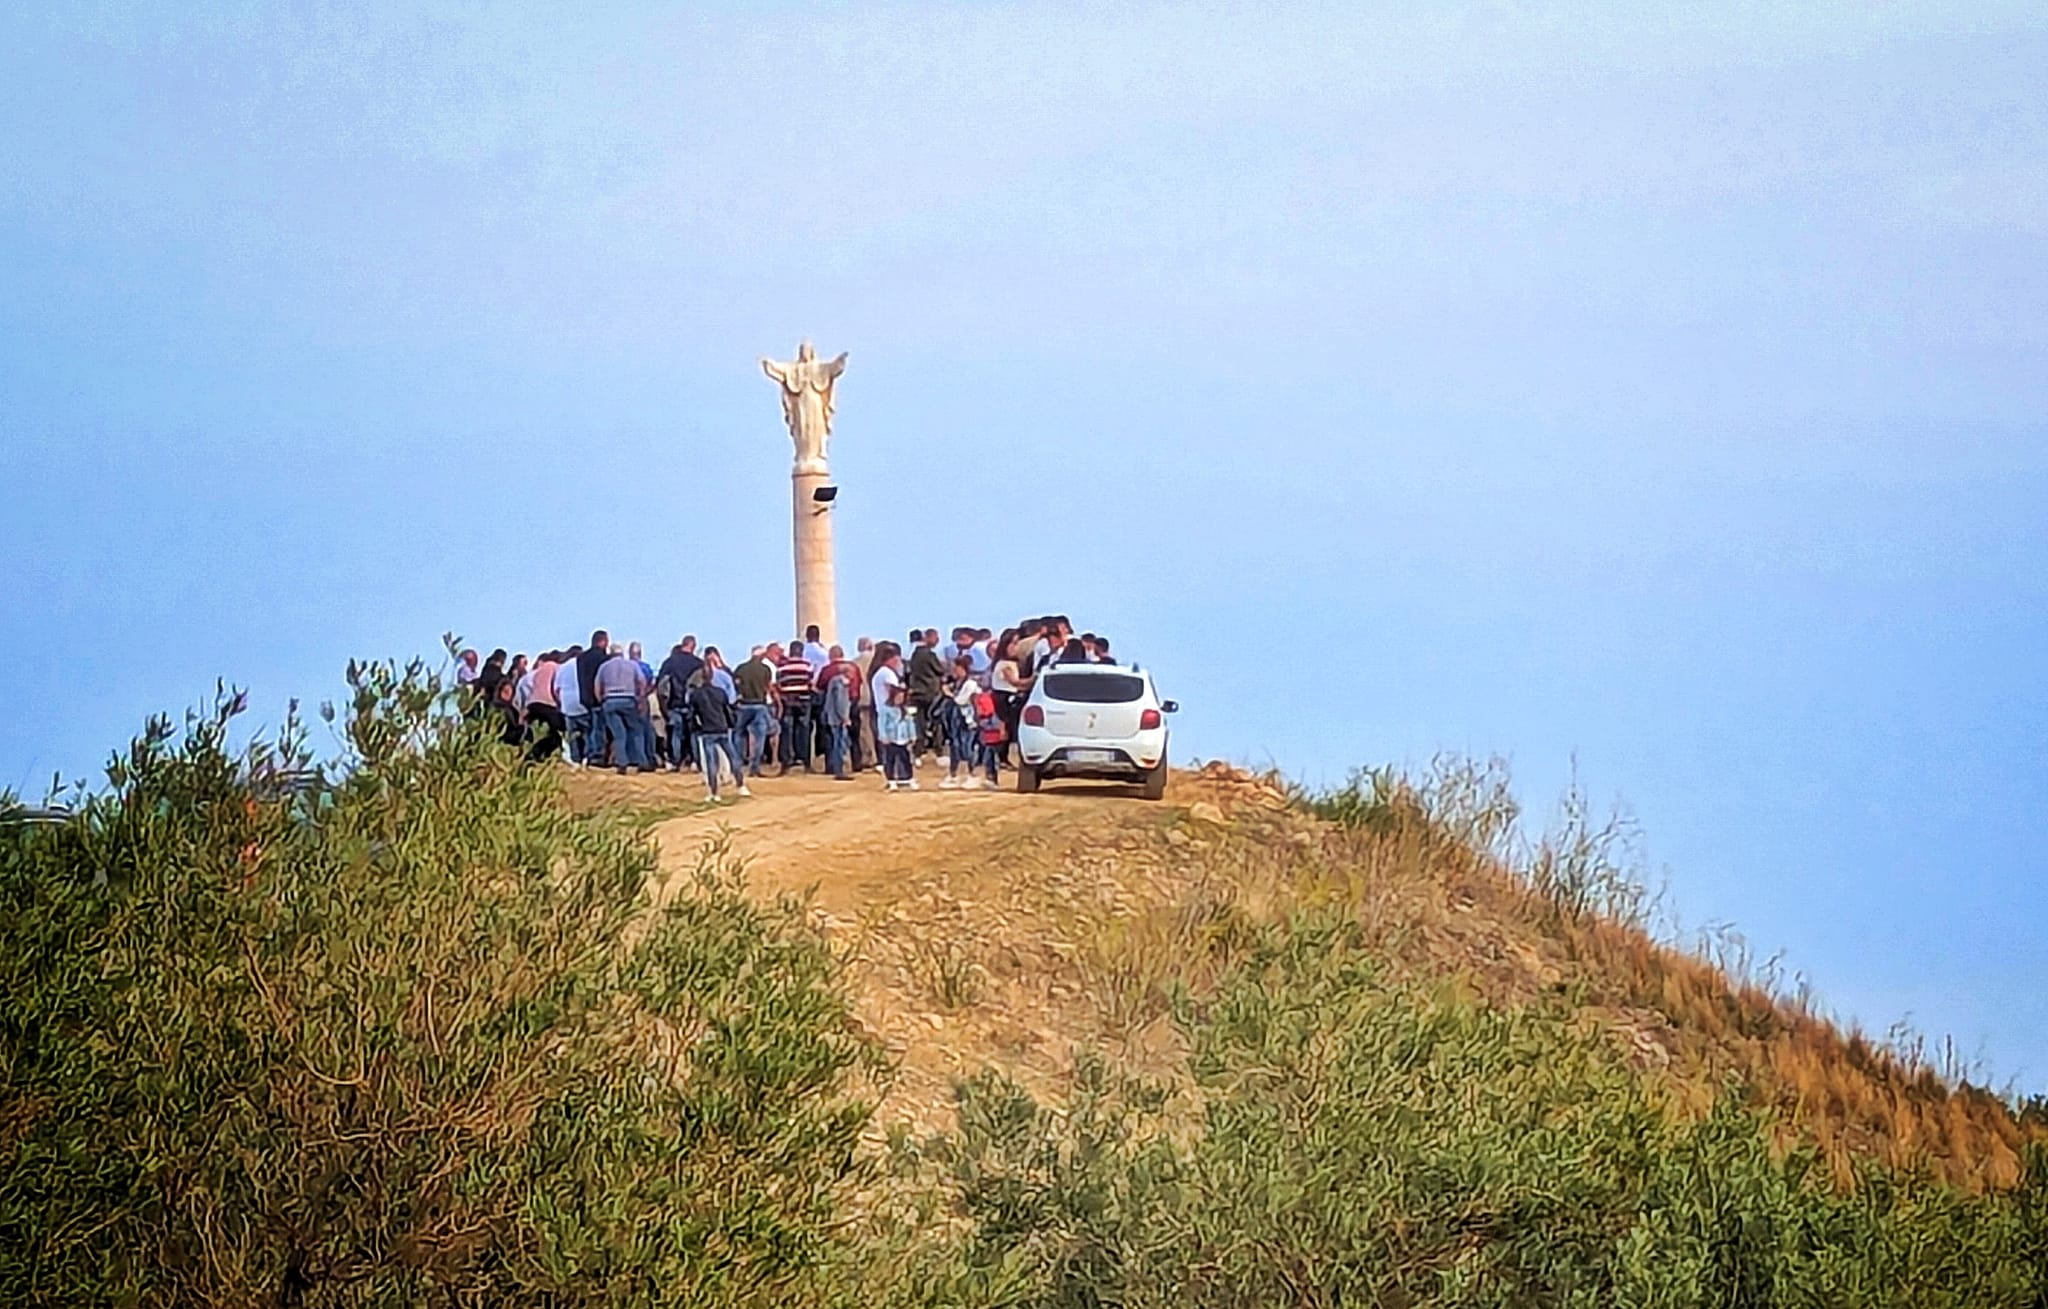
[1,665,879,1307]
[911,921,2048,1307]
[1291,759,2044,1191]
[3,665,2044,1305]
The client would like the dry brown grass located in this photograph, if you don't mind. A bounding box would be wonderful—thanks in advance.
[575,760,2041,1193]
[1188,763,2040,1192]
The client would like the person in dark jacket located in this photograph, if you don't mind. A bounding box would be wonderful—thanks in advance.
[488,676,524,748]
[906,628,949,764]
[574,631,612,765]
[474,648,509,706]
[657,636,704,771]
[686,670,748,801]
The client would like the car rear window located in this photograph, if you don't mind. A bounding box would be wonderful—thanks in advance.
[1042,673,1145,704]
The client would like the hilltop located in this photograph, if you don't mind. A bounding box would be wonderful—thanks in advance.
[571,760,2041,1193]
[7,674,2044,1307]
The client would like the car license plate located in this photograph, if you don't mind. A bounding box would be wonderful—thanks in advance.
[1068,749,1115,764]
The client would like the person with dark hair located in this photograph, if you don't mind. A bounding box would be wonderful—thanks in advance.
[1093,634,1113,664]
[1018,620,1055,679]
[657,636,704,771]
[488,676,524,747]
[907,628,948,765]
[733,645,777,779]
[687,663,747,801]
[956,626,992,682]
[475,648,509,705]
[575,631,613,766]
[942,654,983,789]
[801,624,830,671]
[775,639,817,775]
[522,649,566,762]
[1055,636,1089,666]
[817,644,856,780]
[871,646,917,791]
[990,633,1029,764]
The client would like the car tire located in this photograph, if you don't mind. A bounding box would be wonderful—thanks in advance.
[1140,761,1168,801]
[1017,763,1041,794]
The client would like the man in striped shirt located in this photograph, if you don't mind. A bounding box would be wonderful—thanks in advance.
[775,640,818,775]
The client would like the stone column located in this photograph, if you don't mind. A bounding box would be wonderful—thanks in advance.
[792,465,837,645]
[761,341,847,647]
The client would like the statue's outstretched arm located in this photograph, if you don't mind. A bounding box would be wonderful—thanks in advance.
[826,352,848,379]
[761,358,790,385]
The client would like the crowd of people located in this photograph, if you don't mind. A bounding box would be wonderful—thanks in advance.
[454,616,1119,801]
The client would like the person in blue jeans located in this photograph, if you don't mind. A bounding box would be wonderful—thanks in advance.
[657,637,703,771]
[665,700,693,770]
[942,656,984,789]
[594,649,649,773]
[737,701,773,776]
[600,696,641,771]
[552,648,591,767]
[627,640,659,770]
[574,632,614,766]
[818,652,854,780]
[732,647,778,778]
[687,672,749,800]
[975,708,1003,787]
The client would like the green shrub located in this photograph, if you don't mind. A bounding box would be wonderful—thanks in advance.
[939,916,2048,1308]
[0,663,878,1308]
[9,685,2045,1307]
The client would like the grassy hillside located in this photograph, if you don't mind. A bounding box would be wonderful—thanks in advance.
[4,662,2044,1306]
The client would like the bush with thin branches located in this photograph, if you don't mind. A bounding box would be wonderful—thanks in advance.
[0,662,878,1308]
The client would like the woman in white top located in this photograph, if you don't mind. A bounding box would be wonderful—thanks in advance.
[870,646,918,790]
[989,627,1031,766]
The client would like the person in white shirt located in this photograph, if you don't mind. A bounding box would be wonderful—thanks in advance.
[553,646,590,767]
[990,635,1030,766]
[870,645,917,791]
[801,624,831,671]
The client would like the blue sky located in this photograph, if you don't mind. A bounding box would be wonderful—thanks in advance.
[4,4,2044,1090]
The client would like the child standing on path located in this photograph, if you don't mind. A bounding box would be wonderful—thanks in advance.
[972,685,1004,788]
[943,656,984,789]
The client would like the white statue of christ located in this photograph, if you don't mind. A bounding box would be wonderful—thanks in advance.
[760,340,849,473]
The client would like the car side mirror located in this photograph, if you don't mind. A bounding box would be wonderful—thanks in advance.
[1161,700,1180,714]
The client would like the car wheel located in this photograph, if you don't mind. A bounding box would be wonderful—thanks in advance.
[1017,763,1041,794]
[1140,761,1168,801]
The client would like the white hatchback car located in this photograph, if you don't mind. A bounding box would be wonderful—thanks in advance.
[1015,662,1178,799]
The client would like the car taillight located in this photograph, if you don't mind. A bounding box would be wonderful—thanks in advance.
[1023,705,1045,727]
[1140,708,1162,730]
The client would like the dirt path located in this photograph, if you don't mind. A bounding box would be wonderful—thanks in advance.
[647,774,1032,911]
[566,765,1171,1132]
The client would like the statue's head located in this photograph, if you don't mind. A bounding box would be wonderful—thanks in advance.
[797,340,816,362]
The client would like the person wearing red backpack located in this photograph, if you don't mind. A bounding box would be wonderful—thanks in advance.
[971,684,1005,788]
